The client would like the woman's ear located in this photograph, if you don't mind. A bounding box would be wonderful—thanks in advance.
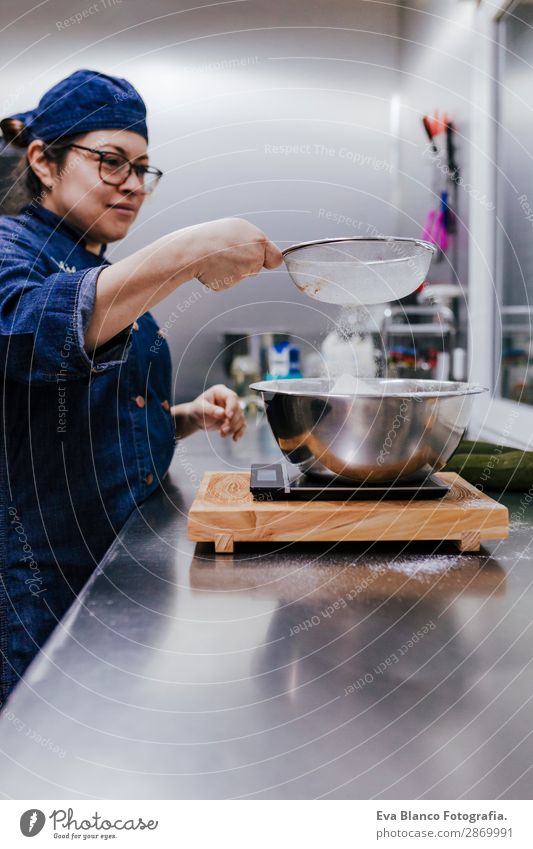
[26,139,56,190]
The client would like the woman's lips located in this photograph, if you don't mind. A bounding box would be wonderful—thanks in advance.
[108,204,137,216]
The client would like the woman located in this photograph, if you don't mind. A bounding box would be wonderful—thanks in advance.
[0,69,282,706]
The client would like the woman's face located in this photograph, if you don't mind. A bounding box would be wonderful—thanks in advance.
[44,129,150,244]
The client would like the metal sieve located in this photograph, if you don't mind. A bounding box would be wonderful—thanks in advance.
[282,237,435,305]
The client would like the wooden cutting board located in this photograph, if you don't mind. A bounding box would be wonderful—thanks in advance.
[187,472,509,553]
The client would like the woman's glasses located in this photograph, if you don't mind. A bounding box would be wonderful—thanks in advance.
[56,143,163,194]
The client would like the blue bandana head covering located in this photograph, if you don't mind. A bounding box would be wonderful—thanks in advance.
[9,69,148,143]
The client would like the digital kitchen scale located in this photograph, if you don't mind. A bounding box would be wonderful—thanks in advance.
[250,463,450,501]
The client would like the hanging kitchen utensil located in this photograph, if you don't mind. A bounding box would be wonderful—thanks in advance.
[422,116,438,154]
[423,110,448,141]
[421,192,451,262]
[446,121,460,184]
[282,237,435,305]
[422,207,447,253]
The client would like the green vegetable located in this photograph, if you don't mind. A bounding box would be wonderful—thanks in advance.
[443,439,533,491]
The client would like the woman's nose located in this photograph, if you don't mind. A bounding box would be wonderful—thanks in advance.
[120,168,144,194]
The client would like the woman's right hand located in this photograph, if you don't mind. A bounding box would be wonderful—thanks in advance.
[189,217,283,291]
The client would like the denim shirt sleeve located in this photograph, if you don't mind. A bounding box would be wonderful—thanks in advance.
[0,248,132,384]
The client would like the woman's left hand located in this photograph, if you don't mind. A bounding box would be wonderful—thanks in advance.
[172,384,246,441]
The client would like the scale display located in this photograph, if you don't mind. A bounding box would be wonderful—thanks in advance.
[250,463,450,501]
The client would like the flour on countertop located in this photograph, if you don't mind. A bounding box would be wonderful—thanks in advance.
[372,554,467,576]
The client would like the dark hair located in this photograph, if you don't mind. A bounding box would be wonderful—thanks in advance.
[0,117,80,214]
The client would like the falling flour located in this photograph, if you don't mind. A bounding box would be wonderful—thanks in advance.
[323,304,384,393]
[330,373,381,395]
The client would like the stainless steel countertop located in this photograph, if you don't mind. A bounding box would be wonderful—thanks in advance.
[1,421,532,799]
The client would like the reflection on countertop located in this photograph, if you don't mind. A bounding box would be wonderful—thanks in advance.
[190,541,506,602]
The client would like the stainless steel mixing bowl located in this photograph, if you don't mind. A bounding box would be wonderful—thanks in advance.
[250,378,486,482]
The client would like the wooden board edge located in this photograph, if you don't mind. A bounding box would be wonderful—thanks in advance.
[188,525,510,545]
